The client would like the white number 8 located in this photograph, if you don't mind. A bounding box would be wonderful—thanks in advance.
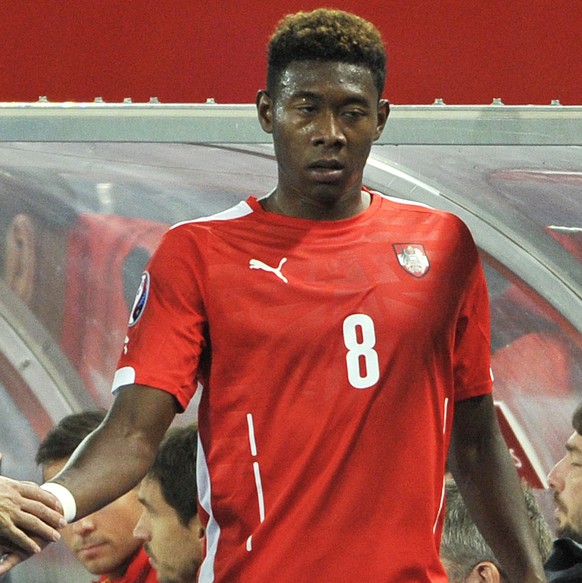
[343,314,380,389]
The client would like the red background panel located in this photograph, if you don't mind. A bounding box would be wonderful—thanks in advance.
[1,0,581,105]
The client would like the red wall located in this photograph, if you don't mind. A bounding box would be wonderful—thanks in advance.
[2,0,581,105]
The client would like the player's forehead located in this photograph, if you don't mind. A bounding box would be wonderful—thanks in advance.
[137,475,162,507]
[137,476,158,506]
[565,431,582,455]
[276,60,377,102]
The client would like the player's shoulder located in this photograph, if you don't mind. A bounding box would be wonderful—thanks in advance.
[373,189,469,230]
[373,189,445,216]
[152,199,256,255]
[170,199,255,233]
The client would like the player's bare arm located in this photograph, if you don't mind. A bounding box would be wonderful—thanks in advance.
[449,394,547,583]
[0,386,177,574]
[45,385,177,519]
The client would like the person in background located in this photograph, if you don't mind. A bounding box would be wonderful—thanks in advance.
[1,8,547,582]
[545,401,582,582]
[0,167,166,407]
[441,479,553,582]
[134,425,205,583]
[36,411,157,583]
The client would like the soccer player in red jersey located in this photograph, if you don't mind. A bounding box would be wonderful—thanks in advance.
[37,412,157,583]
[134,425,205,583]
[2,8,547,582]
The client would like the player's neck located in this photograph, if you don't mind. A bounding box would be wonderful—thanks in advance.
[260,186,370,221]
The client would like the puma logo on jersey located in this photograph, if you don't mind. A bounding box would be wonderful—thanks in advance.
[249,257,288,284]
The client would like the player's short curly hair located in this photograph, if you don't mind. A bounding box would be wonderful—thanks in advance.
[266,8,386,98]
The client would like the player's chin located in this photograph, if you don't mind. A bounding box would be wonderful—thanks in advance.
[156,566,178,583]
[82,557,118,576]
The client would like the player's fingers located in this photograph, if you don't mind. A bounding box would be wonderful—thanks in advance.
[17,481,63,513]
[12,508,61,550]
[0,523,42,554]
[19,498,66,533]
[0,550,27,575]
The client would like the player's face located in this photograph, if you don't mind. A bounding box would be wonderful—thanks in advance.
[43,458,143,577]
[257,60,388,216]
[134,476,204,583]
[548,431,582,542]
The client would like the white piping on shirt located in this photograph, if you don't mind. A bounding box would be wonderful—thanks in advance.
[433,397,450,534]
[246,413,266,551]
[197,424,219,583]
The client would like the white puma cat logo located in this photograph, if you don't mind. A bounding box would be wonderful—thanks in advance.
[249,257,288,284]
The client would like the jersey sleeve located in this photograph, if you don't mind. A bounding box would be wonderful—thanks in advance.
[112,225,207,410]
[452,221,493,402]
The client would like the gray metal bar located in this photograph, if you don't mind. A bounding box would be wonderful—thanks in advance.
[0,278,95,421]
[1,102,581,144]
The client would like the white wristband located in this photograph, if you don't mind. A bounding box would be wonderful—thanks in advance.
[40,483,77,523]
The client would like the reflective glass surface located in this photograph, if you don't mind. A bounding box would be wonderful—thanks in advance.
[1,142,581,580]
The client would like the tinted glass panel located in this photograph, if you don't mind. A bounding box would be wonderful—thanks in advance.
[1,142,581,579]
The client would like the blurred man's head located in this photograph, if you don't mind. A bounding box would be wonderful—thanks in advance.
[548,401,582,542]
[0,166,166,405]
[134,425,204,583]
[440,479,553,582]
[36,410,144,578]
[0,168,77,339]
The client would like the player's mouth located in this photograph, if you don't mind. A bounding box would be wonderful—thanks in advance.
[78,542,107,560]
[307,159,344,182]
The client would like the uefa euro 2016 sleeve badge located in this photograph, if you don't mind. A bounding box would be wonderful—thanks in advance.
[128,271,150,326]
[393,243,430,278]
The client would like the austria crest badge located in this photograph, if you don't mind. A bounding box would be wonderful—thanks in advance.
[393,243,430,278]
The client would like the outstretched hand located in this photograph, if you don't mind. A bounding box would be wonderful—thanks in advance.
[0,474,65,574]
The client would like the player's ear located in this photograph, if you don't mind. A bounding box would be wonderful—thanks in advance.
[4,213,36,303]
[465,561,502,582]
[256,90,274,134]
[198,524,205,542]
[194,513,205,542]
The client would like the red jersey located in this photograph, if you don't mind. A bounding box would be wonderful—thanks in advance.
[113,190,492,582]
[96,547,158,583]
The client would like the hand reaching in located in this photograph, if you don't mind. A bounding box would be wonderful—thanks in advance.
[0,466,66,574]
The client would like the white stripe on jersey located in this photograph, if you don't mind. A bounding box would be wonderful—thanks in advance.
[366,157,440,204]
[111,366,136,394]
[198,415,219,583]
[434,479,447,534]
[433,397,451,533]
[375,190,434,209]
[246,413,258,456]
[252,461,266,524]
[247,413,266,550]
[171,200,254,230]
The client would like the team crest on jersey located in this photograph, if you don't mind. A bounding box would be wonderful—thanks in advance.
[393,243,430,278]
[128,271,150,326]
